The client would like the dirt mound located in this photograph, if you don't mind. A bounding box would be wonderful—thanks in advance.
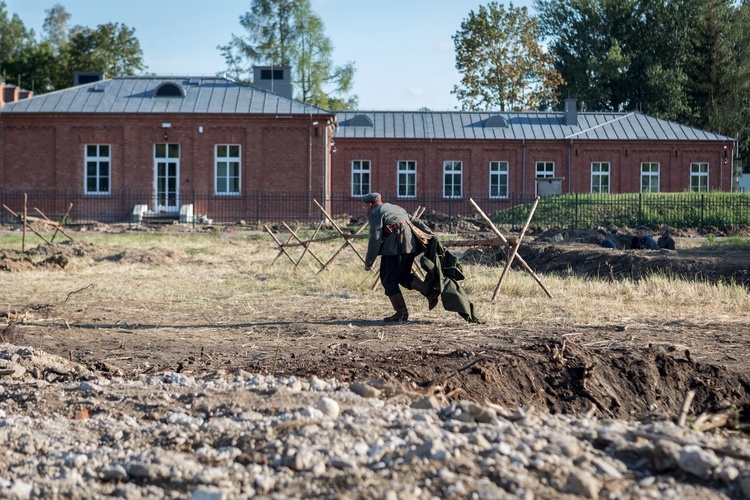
[240,340,750,423]
[102,246,188,265]
[0,241,98,271]
[515,243,750,286]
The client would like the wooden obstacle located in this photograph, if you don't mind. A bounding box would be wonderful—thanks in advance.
[2,194,74,252]
[264,198,551,300]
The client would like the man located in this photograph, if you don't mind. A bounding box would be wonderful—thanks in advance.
[595,228,616,248]
[362,192,437,322]
[630,225,659,250]
[658,226,676,250]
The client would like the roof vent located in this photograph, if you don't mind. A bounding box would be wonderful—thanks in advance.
[484,115,508,128]
[92,83,107,93]
[187,77,202,86]
[154,82,185,98]
[349,114,373,127]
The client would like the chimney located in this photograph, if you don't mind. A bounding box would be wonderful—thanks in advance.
[4,84,19,104]
[19,89,33,100]
[0,82,4,106]
[252,66,293,99]
[565,98,578,126]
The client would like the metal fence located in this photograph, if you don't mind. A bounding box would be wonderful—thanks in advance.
[1,188,749,230]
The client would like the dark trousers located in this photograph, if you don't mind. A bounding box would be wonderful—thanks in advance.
[379,253,416,296]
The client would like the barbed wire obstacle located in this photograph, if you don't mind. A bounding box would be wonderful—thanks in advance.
[468,198,553,300]
[2,193,74,252]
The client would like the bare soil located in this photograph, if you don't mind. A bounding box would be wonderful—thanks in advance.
[1,226,749,428]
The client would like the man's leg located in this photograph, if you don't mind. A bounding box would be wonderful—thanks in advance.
[380,255,408,322]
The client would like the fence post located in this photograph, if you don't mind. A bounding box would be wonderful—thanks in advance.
[192,187,196,229]
[701,193,705,228]
[575,192,579,229]
[638,192,643,224]
[255,189,260,222]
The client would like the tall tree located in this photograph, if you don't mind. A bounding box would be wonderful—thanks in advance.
[0,0,34,77]
[220,0,357,109]
[42,3,71,50]
[62,22,145,85]
[452,2,563,111]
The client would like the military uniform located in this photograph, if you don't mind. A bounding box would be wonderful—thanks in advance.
[362,193,437,322]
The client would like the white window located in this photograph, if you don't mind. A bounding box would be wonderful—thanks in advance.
[351,160,370,197]
[489,161,509,198]
[641,162,660,193]
[443,161,462,198]
[215,145,241,195]
[690,162,709,192]
[397,160,416,198]
[535,161,554,178]
[591,162,610,193]
[84,144,111,194]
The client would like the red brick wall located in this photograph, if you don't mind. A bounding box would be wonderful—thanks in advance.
[331,138,733,198]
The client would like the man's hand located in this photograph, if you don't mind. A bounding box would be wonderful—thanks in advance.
[364,266,371,271]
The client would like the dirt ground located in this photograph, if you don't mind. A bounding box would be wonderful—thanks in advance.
[1,224,749,429]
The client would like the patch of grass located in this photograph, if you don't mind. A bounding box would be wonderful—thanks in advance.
[700,235,750,251]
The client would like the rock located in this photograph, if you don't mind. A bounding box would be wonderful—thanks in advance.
[411,396,440,410]
[349,381,381,399]
[189,486,227,500]
[565,470,601,499]
[316,397,340,418]
[677,445,719,479]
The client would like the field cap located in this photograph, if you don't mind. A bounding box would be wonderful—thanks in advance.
[596,228,607,235]
[637,225,648,231]
[362,192,381,203]
[660,225,669,233]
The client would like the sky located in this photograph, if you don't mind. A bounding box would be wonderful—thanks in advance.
[8,0,536,111]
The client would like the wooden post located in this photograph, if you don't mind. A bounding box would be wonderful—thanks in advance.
[492,197,540,300]
[22,194,27,253]
[469,198,552,299]
[264,224,297,267]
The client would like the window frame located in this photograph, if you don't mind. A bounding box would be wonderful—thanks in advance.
[690,162,709,192]
[489,161,509,199]
[591,161,610,193]
[396,160,417,198]
[351,160,371,197]
[84,144,111,195]
[535,161,555,179]
[214,144,241,196]
[443,160,463,198]
[640,162,660,193]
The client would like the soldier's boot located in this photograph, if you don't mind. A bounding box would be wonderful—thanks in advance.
[410,277,439,311]
[384,293,409,322]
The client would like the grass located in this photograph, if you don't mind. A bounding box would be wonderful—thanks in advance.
[0,229,747,333]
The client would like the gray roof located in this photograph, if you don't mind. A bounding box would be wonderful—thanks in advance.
[333,111,734,142]
[1,75,329,115]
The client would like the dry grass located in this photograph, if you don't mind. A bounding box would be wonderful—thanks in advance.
[0,231,747,333]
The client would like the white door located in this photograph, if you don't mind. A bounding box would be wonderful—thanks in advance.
[154,143,180,212]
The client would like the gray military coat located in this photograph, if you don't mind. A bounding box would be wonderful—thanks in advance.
[364,202,417,268]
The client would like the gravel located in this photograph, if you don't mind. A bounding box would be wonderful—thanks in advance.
[0,345,748,499]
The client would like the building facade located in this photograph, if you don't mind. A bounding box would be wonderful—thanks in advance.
[0,79,736,223]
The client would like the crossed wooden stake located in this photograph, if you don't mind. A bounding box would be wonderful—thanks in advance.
[469,197,552,299]
[2,194,74,252]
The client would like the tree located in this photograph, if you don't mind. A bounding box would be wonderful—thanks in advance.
[452,2,563,111]
[42,3,71,50]
[220,0,357,109]
[0,0,34,76]
[61,22,145,85]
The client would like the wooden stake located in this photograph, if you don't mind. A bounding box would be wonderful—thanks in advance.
[468,198,552,298]
[282,220,326,270]
[22,194,27,253]
[492,197,540,300]
[3,203,54,247]
[677,390,695,427]
[264,224,297,267]
[313,199,368,272]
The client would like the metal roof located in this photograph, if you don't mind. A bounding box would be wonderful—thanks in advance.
[333,111,734,142]
[0,75,329,115]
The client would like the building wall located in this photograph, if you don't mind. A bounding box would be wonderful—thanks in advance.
[0,113,331,219]
[331,138,733,198]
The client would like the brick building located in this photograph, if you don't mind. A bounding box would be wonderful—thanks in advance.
[0,74,335,222]
[0,75,736,222]
[330,100,735,215]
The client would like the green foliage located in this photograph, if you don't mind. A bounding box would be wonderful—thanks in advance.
[489,192,750,230]
[219,0,357,110]
[452,2,562,111]
[0,2,144,92]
